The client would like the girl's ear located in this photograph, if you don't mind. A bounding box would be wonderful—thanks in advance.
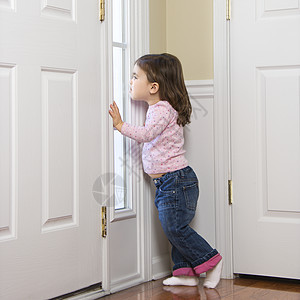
[150,82,159,95]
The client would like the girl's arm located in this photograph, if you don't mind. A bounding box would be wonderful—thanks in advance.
[109,101,171,143]
[121,105,171,143]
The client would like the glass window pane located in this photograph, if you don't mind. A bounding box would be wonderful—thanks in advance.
[113,46,126,210]
[113,47,123,115]
[113,0,123,43]
[114,132,126,209]
[112,0,128,211]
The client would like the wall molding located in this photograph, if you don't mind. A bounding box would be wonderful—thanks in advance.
[152,254,172,280]
[110,273,145,294]
[185,80,214,98]
[185,80,214,118]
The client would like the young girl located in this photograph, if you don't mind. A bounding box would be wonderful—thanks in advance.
[109,53,223,289]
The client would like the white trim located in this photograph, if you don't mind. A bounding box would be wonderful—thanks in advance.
[185,80,214,98]
[133,0,152,285]
[111,208,136,222]
[213,0,234,279]
[152,254,172,280]
[99,0,113,293]
[185,79,214,87]
[127,0,152,286]
[67,290,109,300]
[110,273,145,294]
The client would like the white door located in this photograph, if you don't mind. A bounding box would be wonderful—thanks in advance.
[231,0,300,279]
[0,1,104,299]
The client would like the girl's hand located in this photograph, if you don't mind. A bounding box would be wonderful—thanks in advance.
[109,101,124,132]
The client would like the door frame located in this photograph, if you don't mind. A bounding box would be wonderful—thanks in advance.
[213,0,234,279]
[101,0,151,295]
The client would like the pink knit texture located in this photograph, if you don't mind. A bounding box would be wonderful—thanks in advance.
[121,100,188,174]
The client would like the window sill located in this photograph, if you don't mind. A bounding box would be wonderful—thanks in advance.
[110,207,136,222]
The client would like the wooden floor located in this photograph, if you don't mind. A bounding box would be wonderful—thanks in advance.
[100,275,300,300]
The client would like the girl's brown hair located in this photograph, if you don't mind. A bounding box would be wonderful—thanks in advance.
[135,53,192,127]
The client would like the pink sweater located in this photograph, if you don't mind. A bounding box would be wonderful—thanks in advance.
[121,100,188,174]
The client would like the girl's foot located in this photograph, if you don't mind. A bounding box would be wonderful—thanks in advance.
[203,259,223,289]
[163,276,199,286]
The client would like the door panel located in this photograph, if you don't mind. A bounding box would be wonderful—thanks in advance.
[231,0,300,279]
[0,1,104,298]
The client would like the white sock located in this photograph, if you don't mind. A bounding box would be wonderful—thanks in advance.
[203,259,223,289]
[163,276,199,286]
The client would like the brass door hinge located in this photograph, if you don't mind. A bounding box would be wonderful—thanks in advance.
[100,0,105,22]
[228,180,233,205]
[226,0,231,20]
[101,206,107,237]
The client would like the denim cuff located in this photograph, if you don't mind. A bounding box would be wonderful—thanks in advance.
[190,249,219,268]
[173,267,198,277]
[194,253,222,275]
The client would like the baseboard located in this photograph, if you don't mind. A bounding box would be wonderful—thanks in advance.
[109,273,145,294]
[152,254,172,280]
[67,290,109,300]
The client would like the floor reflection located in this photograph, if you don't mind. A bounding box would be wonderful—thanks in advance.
[204,288,221,300]
[163,286,201,300]
[163,286,221,300]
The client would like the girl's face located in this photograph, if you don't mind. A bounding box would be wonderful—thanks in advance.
[129,64,153,101]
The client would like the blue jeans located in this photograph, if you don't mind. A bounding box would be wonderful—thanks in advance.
[152,166,222,276]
